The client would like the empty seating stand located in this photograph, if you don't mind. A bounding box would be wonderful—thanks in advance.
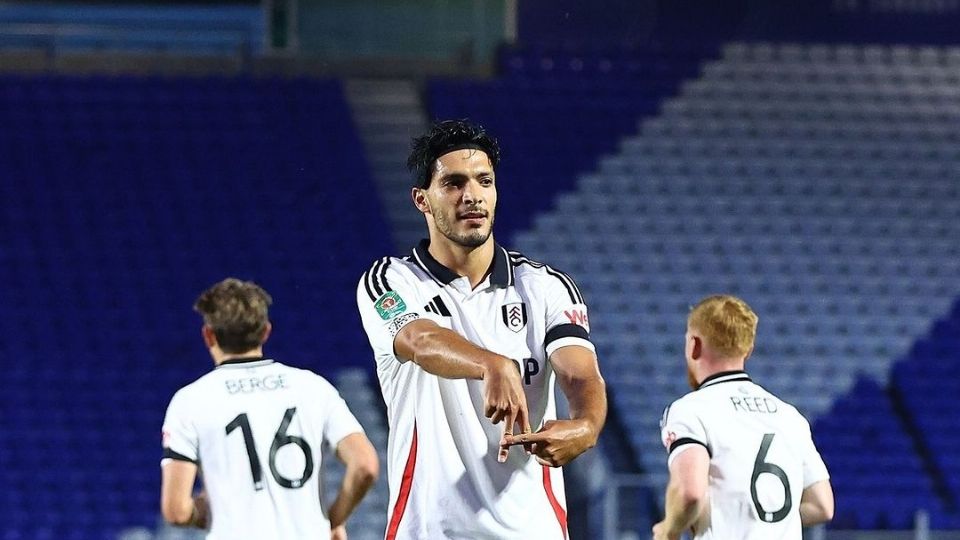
[0,74,390,539]
[505,42,960,526]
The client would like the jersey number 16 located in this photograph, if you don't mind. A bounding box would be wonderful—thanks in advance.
[225,407,315,490]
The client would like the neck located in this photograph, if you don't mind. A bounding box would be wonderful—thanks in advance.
[696,358,745,385]
[212,347,264,366]
[427,234,495,289]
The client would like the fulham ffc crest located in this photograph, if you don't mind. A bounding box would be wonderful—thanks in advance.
[501,302,527,333]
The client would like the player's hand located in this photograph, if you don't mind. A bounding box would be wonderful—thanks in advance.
[331,524,348,540]
[502,419,597,467]
[651,521,679,540]
[481,357,530,463]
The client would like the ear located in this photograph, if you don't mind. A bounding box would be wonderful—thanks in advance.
[412,187,430,214]
[201,325,217,349]
[743,344,754,363]
[261,322,272,345]
[690,335,703,361]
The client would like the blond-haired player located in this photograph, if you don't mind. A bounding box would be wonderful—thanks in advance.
[654,294,834,540]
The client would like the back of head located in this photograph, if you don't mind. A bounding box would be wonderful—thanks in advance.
[194,278,272,354]
[688,294,758,360]
[407,119,500,189]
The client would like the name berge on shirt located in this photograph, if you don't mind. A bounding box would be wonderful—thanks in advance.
[729,394,778,414]
[225,373,287,394]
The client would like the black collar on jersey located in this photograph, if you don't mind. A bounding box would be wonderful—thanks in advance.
[412,239,512,288]
[696,370,751,390]
[216,356,273,368]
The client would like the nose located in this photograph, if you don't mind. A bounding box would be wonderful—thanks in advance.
[462,179,483,205]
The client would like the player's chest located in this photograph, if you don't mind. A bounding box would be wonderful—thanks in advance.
[428,287,543,354]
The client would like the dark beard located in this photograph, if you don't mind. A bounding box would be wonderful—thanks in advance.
[434,207,493,248]
[450,229,490,247]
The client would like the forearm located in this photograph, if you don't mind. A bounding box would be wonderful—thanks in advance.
[662,479,703,536]
[328,464,378,528]
[559,372,607,441]
[407,325,513,379]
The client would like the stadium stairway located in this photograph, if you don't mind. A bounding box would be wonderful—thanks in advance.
[501,41,960,528]
[345,79,428,252]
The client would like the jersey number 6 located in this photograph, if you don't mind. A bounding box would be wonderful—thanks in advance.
[225,407,315,490]
[750,433,792,523]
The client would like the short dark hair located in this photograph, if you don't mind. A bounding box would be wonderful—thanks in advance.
[407,119,500,189]
[194,278,272,354]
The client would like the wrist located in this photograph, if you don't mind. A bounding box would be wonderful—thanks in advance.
[479,356,519,380]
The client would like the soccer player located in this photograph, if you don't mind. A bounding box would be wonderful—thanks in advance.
[654,294,834,540]
[356,119,606,539]
[160,278,379,540]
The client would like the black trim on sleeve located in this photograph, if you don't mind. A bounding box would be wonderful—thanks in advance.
[379,257,393,292]
[361,269,377,302]
[545,323,590,346]
[163,448,198,464]
[669,437,712,458]
[508,251,583,304]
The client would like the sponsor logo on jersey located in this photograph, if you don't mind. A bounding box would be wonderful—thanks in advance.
[564,308,589,331]
[663,430,677,450]
[501,302,527,333]
[386,312,420,337]
[375,291,407,320]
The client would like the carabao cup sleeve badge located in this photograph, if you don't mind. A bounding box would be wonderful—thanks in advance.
[375,291,408,320]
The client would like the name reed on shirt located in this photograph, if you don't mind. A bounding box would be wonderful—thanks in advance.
[730,395,778,414]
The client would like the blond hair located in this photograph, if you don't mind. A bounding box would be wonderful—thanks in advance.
[194,278,272,354]
[688,294,758,359]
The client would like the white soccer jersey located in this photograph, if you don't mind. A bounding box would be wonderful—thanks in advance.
[357,240,595,540]
[660,371,830,540]
[161,358,364,540]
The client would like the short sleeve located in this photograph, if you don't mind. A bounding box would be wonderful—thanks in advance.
[800,418,830,487]
[315,377,365,447]
[160,389,199,465]
[357,258,429,359]
[660,399,711,466]
[542,268,595,357]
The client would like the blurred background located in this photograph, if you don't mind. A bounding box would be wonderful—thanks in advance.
[1,0,959,539]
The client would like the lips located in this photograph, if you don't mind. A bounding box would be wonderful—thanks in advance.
[458,211,487,220]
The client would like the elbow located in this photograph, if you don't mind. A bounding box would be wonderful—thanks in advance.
[358,456,380,488]
[352,448,380,490]
[674,483,707,511]
[820,500,835,523]
[161,500,194,526]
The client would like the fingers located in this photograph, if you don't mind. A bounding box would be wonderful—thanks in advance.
[498,409,518,463]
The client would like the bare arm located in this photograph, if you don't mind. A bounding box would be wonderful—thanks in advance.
[160,460,209,528]
[800,479,834,527]
[502,345,606,467]
[653,445,710,540]
[327,432,380,529]
[394,319,515,381]
[553,345,606,442]
[395,318,529,461]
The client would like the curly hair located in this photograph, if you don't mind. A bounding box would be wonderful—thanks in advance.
[407,119,501,188]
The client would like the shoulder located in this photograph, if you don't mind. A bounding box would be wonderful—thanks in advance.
[166,375,212,410]
[358,255,427,301]
[507,249,585,302]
